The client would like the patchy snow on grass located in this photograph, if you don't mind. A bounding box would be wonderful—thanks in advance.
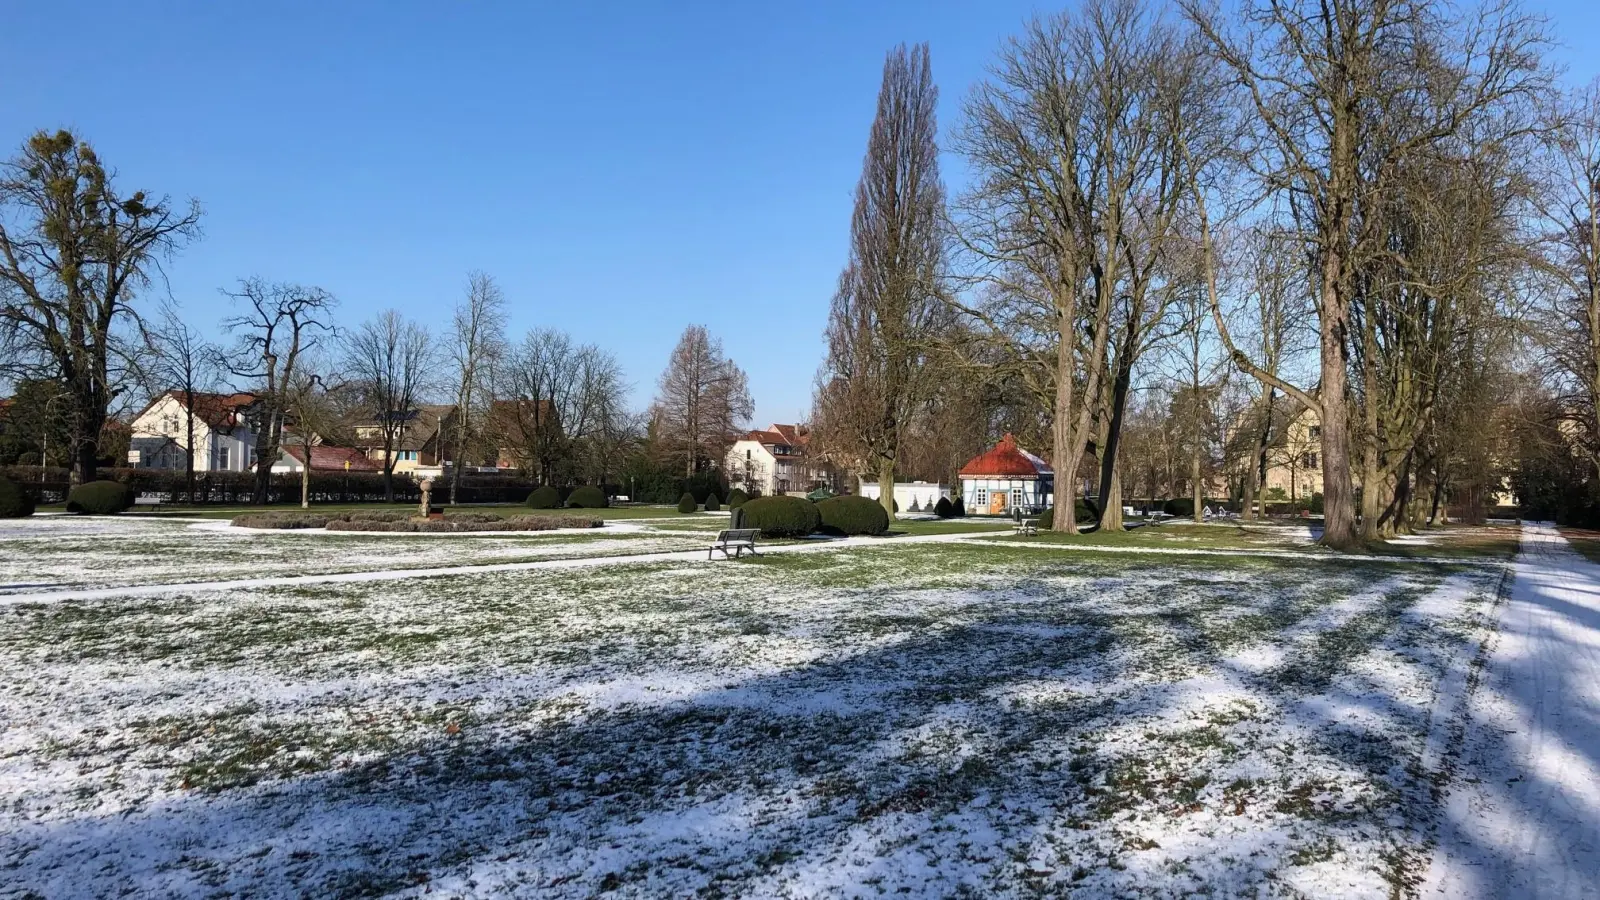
[0,516,707,592]
[0,521,1505,897]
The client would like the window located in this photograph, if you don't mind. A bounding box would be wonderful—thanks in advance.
[1303,452,1318,470]
[975,487,988,507]
[745,449,752,461]
[1309,425,1321,439]
[217,445,230,470]
[1011,488,1024,508]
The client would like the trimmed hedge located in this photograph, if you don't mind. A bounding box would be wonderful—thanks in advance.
[66,480,134,515]
[1163,497,1195,517]
[677,492,698,514]
[933,496,954,519]
[817,495,890,536]
[704,493,720,512]
[0,476,34,518]
[233,510,601,532]
[526,486,561,509]
[726,488,749,509]
[739,495,821,538]
[565,485,608,509]
[952,497,965,517]
[1036,501,1094,530]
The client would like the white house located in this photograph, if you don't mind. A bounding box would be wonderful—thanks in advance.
[958,433,1055,515]
[857,481,951,513]
[128,391,263,473]
[725,424,836,496]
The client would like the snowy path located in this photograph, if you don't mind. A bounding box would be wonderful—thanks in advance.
[1423,522,1600,898]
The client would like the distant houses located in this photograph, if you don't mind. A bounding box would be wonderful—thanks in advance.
[725,424,838,496]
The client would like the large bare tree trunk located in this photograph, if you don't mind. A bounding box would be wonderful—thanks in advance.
[877,461,895,520]
[1319,314,1359,549]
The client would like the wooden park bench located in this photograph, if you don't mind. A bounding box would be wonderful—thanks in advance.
[709,528,761,560]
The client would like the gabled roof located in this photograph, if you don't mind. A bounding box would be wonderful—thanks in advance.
[351,404,454,451]
[959,434,1054,478]
[743,423,810,449]
[282,444,381,472]
[136,391,261,432]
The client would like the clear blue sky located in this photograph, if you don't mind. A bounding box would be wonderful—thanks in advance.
[3,1,1596,426]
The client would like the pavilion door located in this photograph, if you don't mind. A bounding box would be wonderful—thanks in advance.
[989,492,1007,515]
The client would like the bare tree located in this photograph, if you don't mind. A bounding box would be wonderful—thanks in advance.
[282,352,350,509]
[651,325,752,478]
[0,130,201,483]
[1181,0,1550,548]
[142,301,224,504]
[343,310,433,502]
[446,272,508,504]
[222,278,337,504]
[952,0,1180,532]
[813,43,948,520]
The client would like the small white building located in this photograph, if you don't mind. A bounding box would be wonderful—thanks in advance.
[857,481,951,513]
[128,391,263,473]
[958,434,1055,515]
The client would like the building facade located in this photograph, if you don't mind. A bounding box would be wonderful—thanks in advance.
[957,434,1055,515]
[725,424,835,496]
[128,391,263,473]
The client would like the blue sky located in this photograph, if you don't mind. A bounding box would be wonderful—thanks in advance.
[3,1,1597,426]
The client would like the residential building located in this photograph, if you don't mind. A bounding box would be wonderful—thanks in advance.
[485,399,563,473]
[128,391,263,473]
[958,433,1055,515]
[349,404,455,474]
[269,443,382,474]
[725,424,835,496]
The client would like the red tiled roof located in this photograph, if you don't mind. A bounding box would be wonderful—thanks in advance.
[745,423,810,447]
[283,444,380,472]
[958,434,1054,477]
[138,390,260,432]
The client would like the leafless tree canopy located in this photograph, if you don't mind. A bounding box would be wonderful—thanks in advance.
[342,310,434,501]
[222,278,337,504]
[0,130,201,483]
[652,325,752,478]
[446,271,508,503]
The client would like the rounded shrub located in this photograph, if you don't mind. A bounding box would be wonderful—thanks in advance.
[1036,501,1095,530]
[704,493,720,512]
[525,486,560,509]
[952,497,966,517]
[677,492,698,513]
[726,488,749,509]
[564,485,608,509]
[0,476,34,518]
[66,480,134,515]
[1309,492,1325,514]
[740,495,821,538]
[1163,497,1196,518]
[817,495,890,536]
[933,496,954,519]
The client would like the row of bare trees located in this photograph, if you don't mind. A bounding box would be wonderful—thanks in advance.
[816,0,1591,546]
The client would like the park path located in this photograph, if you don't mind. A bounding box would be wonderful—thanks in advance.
[1423,521,1600,898]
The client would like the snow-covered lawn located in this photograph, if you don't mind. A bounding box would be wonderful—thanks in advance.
[0,520,1509,897]
[0,516,711,592]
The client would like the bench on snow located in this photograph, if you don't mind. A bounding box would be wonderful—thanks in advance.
[1013,519,1038,537]
[709,528,760,560]
[133,495,163,510]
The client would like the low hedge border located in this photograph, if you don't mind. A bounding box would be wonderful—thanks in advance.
[231,511,602,532]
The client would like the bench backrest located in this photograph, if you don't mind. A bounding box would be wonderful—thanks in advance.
[716,528,760,542]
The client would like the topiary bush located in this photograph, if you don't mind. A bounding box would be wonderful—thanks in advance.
[933,496,954,519]
[525,486,560,509]
[66,480,134,515]
[0,476,34,518]
[1309,492,1325,514]
[677,492,698,513]
[739,495,821,538]
[564,485,608,508]
[1163,497,1195,518]
[952,496,965,517]
[726,488,749,509]
[1036,501,1094,530]
[704,493,720,512]
[817,495,890,536]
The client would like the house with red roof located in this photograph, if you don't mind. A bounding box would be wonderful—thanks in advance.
[725,423,837,497]
[269,442,382,474]
[958,433,1055,515]
[128,390,265,472]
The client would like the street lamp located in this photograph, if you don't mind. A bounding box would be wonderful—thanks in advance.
[40,390,65,486]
